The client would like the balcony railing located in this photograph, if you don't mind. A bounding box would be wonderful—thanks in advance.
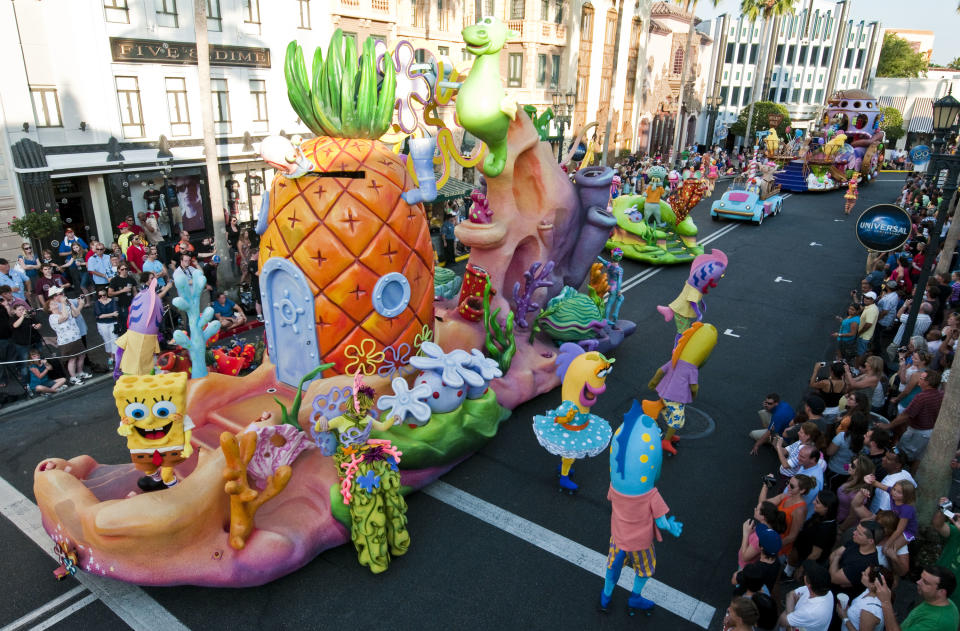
[508,20,524,38]
[341,0,360,7]
[372,0,389,11]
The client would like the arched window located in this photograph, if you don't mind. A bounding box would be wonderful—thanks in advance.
[672,48,684,74]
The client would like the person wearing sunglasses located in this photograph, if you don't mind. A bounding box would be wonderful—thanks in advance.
[86,242,114,290]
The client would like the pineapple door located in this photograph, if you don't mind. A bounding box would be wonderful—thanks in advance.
[261,257,321,387]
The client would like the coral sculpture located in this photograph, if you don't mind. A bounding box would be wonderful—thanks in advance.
[512,260,555,329]
[221,428,294,551]
[171,267,220,379]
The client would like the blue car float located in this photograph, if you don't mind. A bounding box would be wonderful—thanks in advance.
[710,175,784,225]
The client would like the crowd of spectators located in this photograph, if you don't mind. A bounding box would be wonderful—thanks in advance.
[725,171,960,630]
[0,216,262,399]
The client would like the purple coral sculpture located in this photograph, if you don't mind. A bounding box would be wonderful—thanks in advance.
[512,260,556,329]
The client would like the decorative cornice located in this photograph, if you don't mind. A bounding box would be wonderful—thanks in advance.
[651,1,694,24]
[649,19,671,35]
[42,134,269,156]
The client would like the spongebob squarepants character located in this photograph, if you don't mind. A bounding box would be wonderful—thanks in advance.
[114,372,194,492]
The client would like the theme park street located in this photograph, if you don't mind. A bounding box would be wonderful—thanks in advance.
[1,177,909,630]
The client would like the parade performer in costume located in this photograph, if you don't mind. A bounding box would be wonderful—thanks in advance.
[599,401,682,615]
[844,172,860,215]
[656,249,727,339]
[114,278,162,377]
[314,373,410,574]
[642,322,717,456]
[115,372,193,492]
[705,153,719,195]
[532,343,614,493]
[595,248,625,322]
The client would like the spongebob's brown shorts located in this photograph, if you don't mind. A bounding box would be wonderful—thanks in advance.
[131,449,185,472]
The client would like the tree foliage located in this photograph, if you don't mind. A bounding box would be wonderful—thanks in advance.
[739,0,798,23]
[876,33,928,78]
[948,56,960,71]
[730,101,791,140]
[879,106,905,143]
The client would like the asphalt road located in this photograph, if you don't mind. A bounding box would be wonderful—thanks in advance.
[0,175,908,631]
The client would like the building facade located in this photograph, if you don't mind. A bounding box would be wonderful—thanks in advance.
[699,0,882,149]
[868,73,959,150]
[635,2,713,158]
[0,0,332,262]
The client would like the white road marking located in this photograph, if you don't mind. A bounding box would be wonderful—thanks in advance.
[28,594,97,631]
[0,586,87,631]
[619,222,739,294]
[0,476,190,631]
[774,276,793,283]
[810,241,823,246]
[723,329,741,338]
[423,481,716,629]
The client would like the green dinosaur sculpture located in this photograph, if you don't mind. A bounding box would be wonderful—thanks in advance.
[523,105,555,142]
[457,16,519,178]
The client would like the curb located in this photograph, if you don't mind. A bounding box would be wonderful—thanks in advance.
[0,373,112,418]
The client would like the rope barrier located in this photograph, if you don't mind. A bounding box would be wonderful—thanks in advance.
[0,341,109,366]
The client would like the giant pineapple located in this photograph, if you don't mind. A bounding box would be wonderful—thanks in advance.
[260,32,434,375]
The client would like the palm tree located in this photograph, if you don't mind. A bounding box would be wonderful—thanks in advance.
[668,0,721,165]
[740,0,798,150]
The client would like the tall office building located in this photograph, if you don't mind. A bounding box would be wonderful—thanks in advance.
[699,0,882,149]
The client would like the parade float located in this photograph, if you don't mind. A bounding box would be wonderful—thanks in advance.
[774,89,885,193]
[33,22,638,587]
[604,165,707,265]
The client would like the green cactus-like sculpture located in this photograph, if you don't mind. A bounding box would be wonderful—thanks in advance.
[172,267,220,379]
[483,279,516,373]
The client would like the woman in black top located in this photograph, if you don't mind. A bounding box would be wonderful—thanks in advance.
[9,302,41,383]
[784,489,839,581]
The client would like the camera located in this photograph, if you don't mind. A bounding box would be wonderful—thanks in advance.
[940,499,954,518]
[762,473,778,489]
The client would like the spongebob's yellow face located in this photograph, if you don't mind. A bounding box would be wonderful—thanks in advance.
[114,373,188,450]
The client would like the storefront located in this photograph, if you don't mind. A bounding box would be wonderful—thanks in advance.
[50,177,96,243]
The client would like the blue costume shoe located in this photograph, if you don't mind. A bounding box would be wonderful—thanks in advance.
[627,593,655,616]
[597,591,612,613]
[558,474,578,493]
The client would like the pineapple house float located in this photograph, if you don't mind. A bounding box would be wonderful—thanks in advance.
[32,23,635,586]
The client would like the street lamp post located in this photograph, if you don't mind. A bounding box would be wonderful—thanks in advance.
[551,90,576,163]
[900,92,960,343]
[705,95,722,149]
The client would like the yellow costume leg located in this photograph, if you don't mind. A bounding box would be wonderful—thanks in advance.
[160,466,176,485]
[560,457,575,476]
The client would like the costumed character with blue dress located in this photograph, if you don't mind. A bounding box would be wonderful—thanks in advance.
[532,343,614,493]
[599,401,682,616]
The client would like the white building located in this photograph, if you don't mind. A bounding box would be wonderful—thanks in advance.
[699,0,882,149]
[868,74,958,149]
[0,0,346,262]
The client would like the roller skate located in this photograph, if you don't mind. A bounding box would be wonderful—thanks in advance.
[558,474,578,494]
[627,593,655,616]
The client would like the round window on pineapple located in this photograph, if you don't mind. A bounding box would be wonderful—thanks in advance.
[372,272,411,318]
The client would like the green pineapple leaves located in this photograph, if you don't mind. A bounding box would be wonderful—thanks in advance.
[284,30,397,139]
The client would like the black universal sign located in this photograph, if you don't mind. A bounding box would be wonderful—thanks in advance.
[855,204,912,252]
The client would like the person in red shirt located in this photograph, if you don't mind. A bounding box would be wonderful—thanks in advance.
[124,214,144,237]
[125,234,146,275]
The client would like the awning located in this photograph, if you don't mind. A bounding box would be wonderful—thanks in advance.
[908,98,933,133]
[878,95,907,113]
[434,177,476,202]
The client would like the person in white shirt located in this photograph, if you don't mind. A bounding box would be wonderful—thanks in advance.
[781,560,834,631]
